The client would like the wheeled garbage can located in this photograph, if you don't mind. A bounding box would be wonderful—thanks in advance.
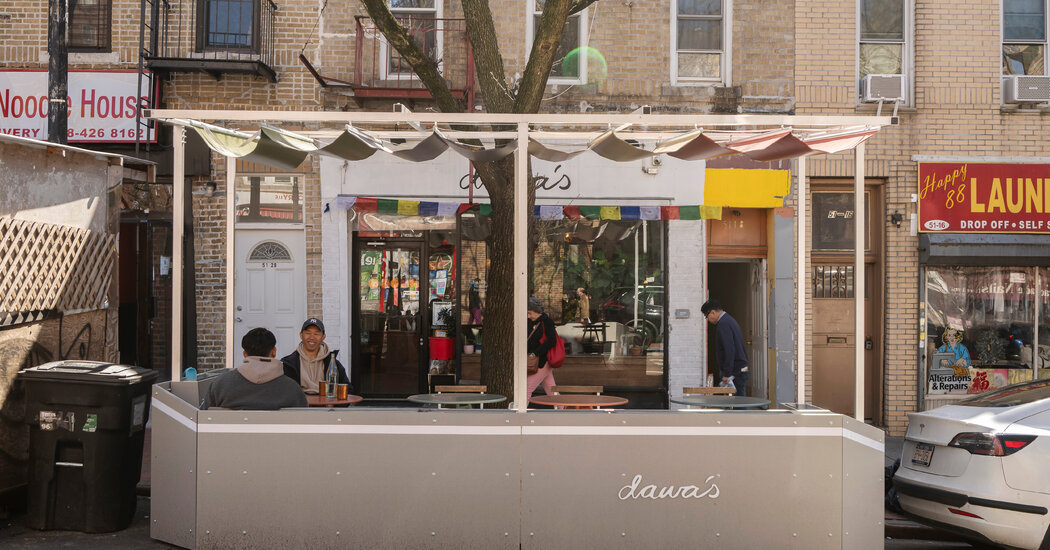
[19,360,158,532]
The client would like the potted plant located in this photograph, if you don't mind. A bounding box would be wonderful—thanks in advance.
[462,328,475,355]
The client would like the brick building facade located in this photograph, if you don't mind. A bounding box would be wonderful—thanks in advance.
[5,0,1045,433]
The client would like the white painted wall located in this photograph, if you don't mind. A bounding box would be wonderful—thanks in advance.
[667,220,706,407]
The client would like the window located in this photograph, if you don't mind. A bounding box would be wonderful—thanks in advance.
[859,0,905,77]
[69,0,112,52]
[198,0,256,51]
[1003,0,1048,75]
[526,0,588,84]
[672,0,727,84]
[235,176,303,224]
[384,0,441,79]
[811,192,871,251]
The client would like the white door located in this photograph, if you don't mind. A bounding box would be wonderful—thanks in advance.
[234,230,306,359]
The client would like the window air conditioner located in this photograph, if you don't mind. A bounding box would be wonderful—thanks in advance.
[1003,75,1050,103]
[861,74,905,102]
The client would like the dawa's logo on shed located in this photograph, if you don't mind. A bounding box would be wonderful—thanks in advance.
[924,219,949,231]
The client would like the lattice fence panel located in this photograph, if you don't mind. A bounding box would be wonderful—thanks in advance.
[0,218,114,325]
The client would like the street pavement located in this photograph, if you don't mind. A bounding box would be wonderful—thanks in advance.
[0,433,976,549]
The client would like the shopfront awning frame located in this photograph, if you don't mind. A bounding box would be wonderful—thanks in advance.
[149,109,895,418]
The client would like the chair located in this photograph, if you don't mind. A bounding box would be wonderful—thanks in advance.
[434,385,488,408]
[550,385,605,409]
[550,386,600,394]
[683,386,735,396]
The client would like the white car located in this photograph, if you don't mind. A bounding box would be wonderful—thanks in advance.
[894,379,1050,549]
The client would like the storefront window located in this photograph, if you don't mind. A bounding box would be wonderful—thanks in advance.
[235,175,303,224]
[926,267,1041,396]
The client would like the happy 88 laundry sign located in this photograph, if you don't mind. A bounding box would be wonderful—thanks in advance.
[0,70,155,143]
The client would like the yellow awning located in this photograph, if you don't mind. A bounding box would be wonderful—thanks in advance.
[704,168,791,208]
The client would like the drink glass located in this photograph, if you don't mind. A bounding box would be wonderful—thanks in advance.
[336,383,349,400]
[319,381,328,397]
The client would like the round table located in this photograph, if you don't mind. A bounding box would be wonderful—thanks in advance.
[407,393,507,408]
[669,395,770,409]
[306,394,363,408]
[529,394,628,409]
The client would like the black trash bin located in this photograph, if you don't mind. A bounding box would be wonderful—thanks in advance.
[19,360,158,533]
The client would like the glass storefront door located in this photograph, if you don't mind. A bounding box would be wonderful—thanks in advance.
[356,240,424,396]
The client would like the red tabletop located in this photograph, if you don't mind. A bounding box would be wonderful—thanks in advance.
[306,394,363,407]
[529,394,628,409]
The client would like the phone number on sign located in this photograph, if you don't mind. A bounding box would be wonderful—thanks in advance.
[66,127,150,139]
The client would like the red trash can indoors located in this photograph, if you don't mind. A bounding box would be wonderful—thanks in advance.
[428,337,455,360]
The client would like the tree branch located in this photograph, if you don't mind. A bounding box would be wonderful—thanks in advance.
[460,0,515,114]
[514,0,574,113]
[569,0,599,16]
[357,0,463,113]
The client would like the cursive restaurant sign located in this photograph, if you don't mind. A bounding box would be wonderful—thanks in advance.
[919,162,1050,233]
[0,70,155,143]
[617,474,720,501]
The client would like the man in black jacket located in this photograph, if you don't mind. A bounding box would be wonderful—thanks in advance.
[701,300,749,396]
[281,318,351,393]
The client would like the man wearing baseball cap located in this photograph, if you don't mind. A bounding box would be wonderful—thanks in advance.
[281,318,351,393]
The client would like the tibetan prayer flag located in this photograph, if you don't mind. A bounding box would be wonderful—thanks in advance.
[600,206,621,220]
[377,199,399,214]
[397,200,420,216]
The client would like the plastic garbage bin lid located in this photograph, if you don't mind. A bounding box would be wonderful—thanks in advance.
[19,360,158,385]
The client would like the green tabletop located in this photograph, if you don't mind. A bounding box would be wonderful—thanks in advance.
[407,393,507,408]
[669,395,770,409]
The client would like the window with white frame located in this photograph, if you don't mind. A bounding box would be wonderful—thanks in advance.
[526,0,588,84]
[672,0,727,84]
[384,0,441,79]
[859,0,905,78]
[1003,0,1047,75]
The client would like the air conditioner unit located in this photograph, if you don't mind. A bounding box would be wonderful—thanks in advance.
[861,74,905,102]
[1003,75,1050,103]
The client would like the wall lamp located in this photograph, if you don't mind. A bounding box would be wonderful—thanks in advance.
[889,210,904,228]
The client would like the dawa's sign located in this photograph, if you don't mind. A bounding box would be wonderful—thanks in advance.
[919,162,1050,233]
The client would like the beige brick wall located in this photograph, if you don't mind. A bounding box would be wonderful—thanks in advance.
[797,0,1050,435]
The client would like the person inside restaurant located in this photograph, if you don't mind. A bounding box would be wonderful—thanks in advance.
[282,318,351,394]
[203,327,308,410]
[527,297,559,399]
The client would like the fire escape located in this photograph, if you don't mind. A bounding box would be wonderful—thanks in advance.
[139,0,278,83]
[300,16,475,108]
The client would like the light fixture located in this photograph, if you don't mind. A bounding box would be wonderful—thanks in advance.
[203,181,217,198]
[889,210,903,228]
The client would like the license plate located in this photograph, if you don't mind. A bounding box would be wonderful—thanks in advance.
[912,442,934,467]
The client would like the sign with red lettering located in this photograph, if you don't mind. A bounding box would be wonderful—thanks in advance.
[918,162,1050,233]
[0,70,155,143]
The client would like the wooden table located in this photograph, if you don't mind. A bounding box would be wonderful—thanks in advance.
[669,395,769,409]
[407,393,507,409]
[306,394,363,408]
[529,394,628,409]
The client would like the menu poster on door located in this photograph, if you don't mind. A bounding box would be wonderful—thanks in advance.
[360,250,382,305]
[918,162,1050,233]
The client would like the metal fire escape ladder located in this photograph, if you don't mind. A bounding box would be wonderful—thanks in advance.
[134,0,159,155]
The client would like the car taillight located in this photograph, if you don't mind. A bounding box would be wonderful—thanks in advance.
[947,433,1036,456]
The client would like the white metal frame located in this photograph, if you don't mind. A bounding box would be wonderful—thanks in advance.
[856,0,913,105]
[669,0,732,86]
[525,0,589,86]
[155,110,892,419]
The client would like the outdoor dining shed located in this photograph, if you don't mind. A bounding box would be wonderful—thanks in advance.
[147,110,892,549]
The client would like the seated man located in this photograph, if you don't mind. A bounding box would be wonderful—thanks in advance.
[282,318,351,393]
[203,327,307,410]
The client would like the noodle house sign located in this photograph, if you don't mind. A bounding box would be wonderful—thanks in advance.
[919,162,1050,233]
[0,70,155,143]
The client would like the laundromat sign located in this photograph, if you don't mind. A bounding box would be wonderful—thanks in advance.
[0,69,155,143]
[919,162,1050,233]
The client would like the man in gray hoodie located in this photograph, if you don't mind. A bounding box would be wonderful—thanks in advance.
[203,328,308,410]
